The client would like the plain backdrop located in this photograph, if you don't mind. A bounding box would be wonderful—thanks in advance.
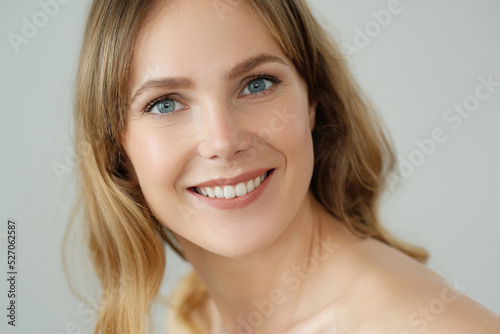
[0,0,499,333]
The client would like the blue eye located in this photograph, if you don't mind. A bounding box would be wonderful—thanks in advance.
[148,97,185,114]
[241,78,274,95]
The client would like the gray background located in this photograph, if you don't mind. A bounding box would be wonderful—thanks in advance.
[0,0,499,333]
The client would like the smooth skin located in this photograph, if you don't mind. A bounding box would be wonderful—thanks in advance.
[122,0,500,333]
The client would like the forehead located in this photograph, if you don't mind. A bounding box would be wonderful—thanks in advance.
[131,0,285,84]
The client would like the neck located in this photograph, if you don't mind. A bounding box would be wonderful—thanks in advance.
[177,192,346,333]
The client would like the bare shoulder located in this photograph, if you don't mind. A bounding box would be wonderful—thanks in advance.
[166,296,213,334]
[338,237,500,334]
[166,307,192,334]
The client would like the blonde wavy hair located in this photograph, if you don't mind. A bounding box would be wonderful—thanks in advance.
[71,0,428,333]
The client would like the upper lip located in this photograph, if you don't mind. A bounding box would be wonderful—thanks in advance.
[190,168,272,188]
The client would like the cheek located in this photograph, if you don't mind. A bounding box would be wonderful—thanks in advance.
[123,125,184,204]
[256,92,315,201]
[268,91,314,160]
[283,112,314,175]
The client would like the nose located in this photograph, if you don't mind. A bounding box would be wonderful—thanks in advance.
[197,102,252,161]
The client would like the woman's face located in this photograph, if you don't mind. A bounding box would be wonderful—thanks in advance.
[123,0,316,258]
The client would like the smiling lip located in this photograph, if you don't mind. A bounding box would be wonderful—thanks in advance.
[191,168,271,188]
[189,169,274,210]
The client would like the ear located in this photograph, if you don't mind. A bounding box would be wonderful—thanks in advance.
[308,98,317,132]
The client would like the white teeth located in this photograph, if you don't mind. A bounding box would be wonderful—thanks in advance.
[214,186,224,198]
[246,179,255,193]
[223,185,236,199]
[195,171,271,199]
[254,176,261,187]
[235,182,247,197]
[206,187,215,198]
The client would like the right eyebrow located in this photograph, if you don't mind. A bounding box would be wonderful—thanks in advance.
[129,77,194,107]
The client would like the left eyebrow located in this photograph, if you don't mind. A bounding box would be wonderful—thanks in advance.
[129,53,289,107]
[226,53,289,80]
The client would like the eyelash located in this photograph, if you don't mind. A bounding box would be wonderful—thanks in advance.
[143,94,180,114]
[142,73,283,115]
[241,74,283,97]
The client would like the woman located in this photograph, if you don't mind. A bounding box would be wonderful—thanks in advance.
[73,0,500,333]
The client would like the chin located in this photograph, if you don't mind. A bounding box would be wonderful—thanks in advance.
[186,215,289,259]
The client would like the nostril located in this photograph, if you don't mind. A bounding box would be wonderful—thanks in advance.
[198,133,252,161]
